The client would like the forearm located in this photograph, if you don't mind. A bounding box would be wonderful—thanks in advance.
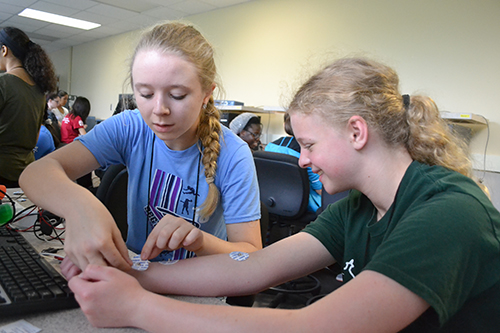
[133,234,332,297]
[136,293,306,333]
[132,254,266,297]
[20,142,101,218]
[194,231,261,256]
[19,157,95,217]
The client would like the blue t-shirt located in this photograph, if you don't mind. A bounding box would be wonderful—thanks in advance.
[77,109,260,261]
[34,125,55,160]
[265,136,322,212]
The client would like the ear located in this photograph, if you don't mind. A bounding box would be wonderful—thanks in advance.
[347,115,368,150]
[1,45,7,57]
[203,83,216,105]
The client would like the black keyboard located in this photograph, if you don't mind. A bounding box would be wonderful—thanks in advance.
[0,226,78,317]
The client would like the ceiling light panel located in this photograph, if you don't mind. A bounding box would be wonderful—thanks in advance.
[18,8,101,30]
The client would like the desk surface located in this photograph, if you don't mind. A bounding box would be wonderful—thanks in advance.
[1,189,227,332]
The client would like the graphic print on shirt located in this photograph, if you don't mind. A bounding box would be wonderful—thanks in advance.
[344,258,356,279]
[144,169,201,260]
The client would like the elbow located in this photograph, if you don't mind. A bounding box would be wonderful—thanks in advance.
[19,162,35,189]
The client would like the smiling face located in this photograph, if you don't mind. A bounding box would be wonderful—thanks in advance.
[239,123,262,150]
[132,50,212,150]
[291,112,356,195]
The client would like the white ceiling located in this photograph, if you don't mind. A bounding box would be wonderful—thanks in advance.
[0,0,253,53]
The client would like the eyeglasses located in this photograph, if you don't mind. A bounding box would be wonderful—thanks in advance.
[245,130,261,140]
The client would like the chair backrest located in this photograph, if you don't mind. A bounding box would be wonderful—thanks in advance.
[253,151,310,220]
[95,164,128,241]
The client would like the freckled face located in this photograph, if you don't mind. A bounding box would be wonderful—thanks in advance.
[291,113,355,194]
[132,50,212,150]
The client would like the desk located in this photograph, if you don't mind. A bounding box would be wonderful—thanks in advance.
[0,189,227,332]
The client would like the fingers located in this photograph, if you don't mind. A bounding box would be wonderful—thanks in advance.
[60,257,82,280]
[182,228,203,250]
[102,228,133,270]
[65,221,132,272]
[141,216,195,260]
[69,265,143,328]
[79,264,116,282]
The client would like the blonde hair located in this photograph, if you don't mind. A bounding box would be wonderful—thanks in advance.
[130,21,222,217]
[288,57,485,190]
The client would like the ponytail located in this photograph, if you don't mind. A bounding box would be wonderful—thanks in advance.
[0,27,57,94]
[23,41,58,93]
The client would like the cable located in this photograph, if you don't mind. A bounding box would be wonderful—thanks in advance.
[33,208,65,245]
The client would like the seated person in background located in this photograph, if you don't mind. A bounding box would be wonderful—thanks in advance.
[265,112,322,212]
[229,112,262,151]
[34,124,55,159]
[52,90,69,122]
[61,96,93,189]
[60,96,90,144]
[61,57,500,332]
[46,92,60,124]
[34,111,57,160]
[112,94,137,116]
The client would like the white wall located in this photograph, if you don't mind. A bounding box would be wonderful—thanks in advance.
[49,0,500,168]
[50,47,72,93]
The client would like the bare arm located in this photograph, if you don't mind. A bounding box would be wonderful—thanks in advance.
[69,233,429,332]
[141,217,262,260]
[78,127,87,136]
[137,232,332,296]
[19,141,131,270]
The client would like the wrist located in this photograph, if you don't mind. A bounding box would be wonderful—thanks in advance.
[128,289,151,328]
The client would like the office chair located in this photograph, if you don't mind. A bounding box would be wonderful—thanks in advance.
[95,164,128,241]
[253,151,317,232]
[253,151,321,307]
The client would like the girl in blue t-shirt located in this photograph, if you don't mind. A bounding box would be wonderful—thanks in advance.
[20,22,262,275]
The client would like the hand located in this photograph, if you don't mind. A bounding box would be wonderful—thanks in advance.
[60,256,82,280]
[141,214,204,260]
[69,265,145,328]
[64,199,132,271]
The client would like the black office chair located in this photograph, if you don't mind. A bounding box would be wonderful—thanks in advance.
[253,151,317,236]
[253,151,321,307]
[95,164,128,241]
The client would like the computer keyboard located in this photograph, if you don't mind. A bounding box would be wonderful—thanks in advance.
[0,226,78,317]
